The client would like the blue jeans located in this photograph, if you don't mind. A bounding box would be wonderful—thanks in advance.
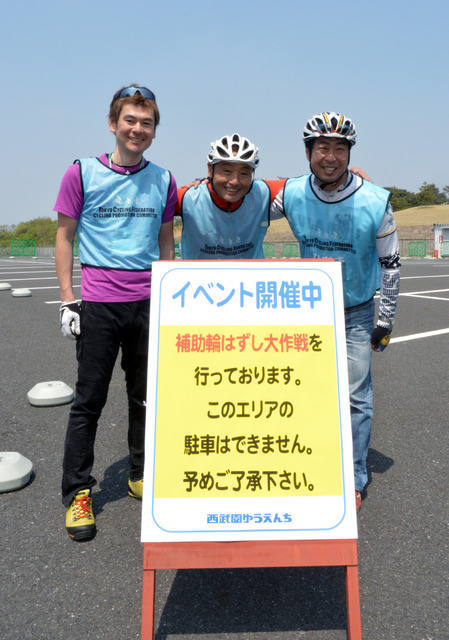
[62,300,150,507]
[345,299,375,492]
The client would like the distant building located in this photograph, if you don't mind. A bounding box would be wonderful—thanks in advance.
[433,223,449,258]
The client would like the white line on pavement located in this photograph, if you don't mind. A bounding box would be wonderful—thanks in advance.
[390,328,449,343]
[400,288,449,296]
[400,274,449,279]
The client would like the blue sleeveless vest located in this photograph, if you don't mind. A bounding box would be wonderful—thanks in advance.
[180,181,270,259]
[76,158,171,270]
[283,175,390,307]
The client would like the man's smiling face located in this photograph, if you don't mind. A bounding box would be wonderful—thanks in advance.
[208,161,253,203]
[306,137,350,190]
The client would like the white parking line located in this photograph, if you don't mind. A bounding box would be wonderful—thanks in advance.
[400,274,449,280]
[0,270,80,276]
[404,294,449,302]
[400,288,449,296]
[375,287,449,301]
[1,276,68,282]
[399,287,449,302]
[391,328,449,343]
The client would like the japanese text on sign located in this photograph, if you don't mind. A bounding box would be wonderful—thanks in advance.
[172,279,322,309]
[176,332,323,353]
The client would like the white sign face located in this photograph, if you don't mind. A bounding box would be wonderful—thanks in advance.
[141,261,357,542]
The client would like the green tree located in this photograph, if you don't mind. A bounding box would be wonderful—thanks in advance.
[0,225,14,246]
[0,217,57,246]
[417,182,445,206]
[384,186,418,211]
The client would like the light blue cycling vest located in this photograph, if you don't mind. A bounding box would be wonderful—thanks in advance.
[76,158,171,270]
[284,175,391,308]
[180,181,270,259]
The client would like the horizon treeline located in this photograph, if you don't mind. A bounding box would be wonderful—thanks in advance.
[0,182,448,246]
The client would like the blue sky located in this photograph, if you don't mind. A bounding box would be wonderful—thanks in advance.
[1,0,448,226]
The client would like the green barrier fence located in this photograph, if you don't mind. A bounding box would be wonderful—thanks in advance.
[441,242,449,258]
[263,242,276,258]
[283,243,299,258]
[408,241,426,257]
[10,239,36,257]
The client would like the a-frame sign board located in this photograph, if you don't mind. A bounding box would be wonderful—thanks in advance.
[141,260,363,639]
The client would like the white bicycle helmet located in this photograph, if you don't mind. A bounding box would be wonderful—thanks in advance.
[207,133,259,169]
[303,112,357,146]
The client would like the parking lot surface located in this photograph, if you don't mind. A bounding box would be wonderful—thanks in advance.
[0,257,447,640]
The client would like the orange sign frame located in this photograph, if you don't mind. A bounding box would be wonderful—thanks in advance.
[141,538,362,639]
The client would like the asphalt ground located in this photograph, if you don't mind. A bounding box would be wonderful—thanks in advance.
[0,256,447,640]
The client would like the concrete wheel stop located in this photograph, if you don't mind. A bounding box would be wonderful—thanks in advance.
[12,288,32,297]
[27,381,74,407]
[0,452,33,493]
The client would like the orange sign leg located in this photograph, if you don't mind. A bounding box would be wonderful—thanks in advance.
[141,539,362,639]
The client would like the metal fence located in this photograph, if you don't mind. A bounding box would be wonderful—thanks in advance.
[399,238,433,258]
[10,238,36,257]
[407,241,427,257]
[0,241,78,258]
[263,240,438,260]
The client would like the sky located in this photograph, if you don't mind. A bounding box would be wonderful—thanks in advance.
[1,0,448,227]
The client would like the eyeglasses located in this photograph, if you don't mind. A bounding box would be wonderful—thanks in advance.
[112,86,156,103]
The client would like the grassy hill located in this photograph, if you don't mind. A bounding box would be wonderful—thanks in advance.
[265,204,449,243]
[392,204,449,226]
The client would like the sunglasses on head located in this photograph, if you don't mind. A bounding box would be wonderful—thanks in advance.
[112,86,156,103]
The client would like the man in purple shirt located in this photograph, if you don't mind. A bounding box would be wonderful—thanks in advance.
[55,84,176,541]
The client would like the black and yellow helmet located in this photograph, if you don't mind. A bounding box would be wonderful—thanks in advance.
[303,112,357,146]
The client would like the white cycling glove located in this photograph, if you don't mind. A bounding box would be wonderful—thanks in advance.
[59,302,82,340]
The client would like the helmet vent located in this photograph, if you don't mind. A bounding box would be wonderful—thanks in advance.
[208,133,259,168]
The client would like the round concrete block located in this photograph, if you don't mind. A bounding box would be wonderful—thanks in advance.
[0,452,33,493]
[27,381,74,407]
[12,288,32,297]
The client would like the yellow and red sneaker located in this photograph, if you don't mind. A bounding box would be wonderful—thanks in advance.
[65,489,96,541]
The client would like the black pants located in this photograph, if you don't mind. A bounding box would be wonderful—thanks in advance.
[62,300,150,507]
